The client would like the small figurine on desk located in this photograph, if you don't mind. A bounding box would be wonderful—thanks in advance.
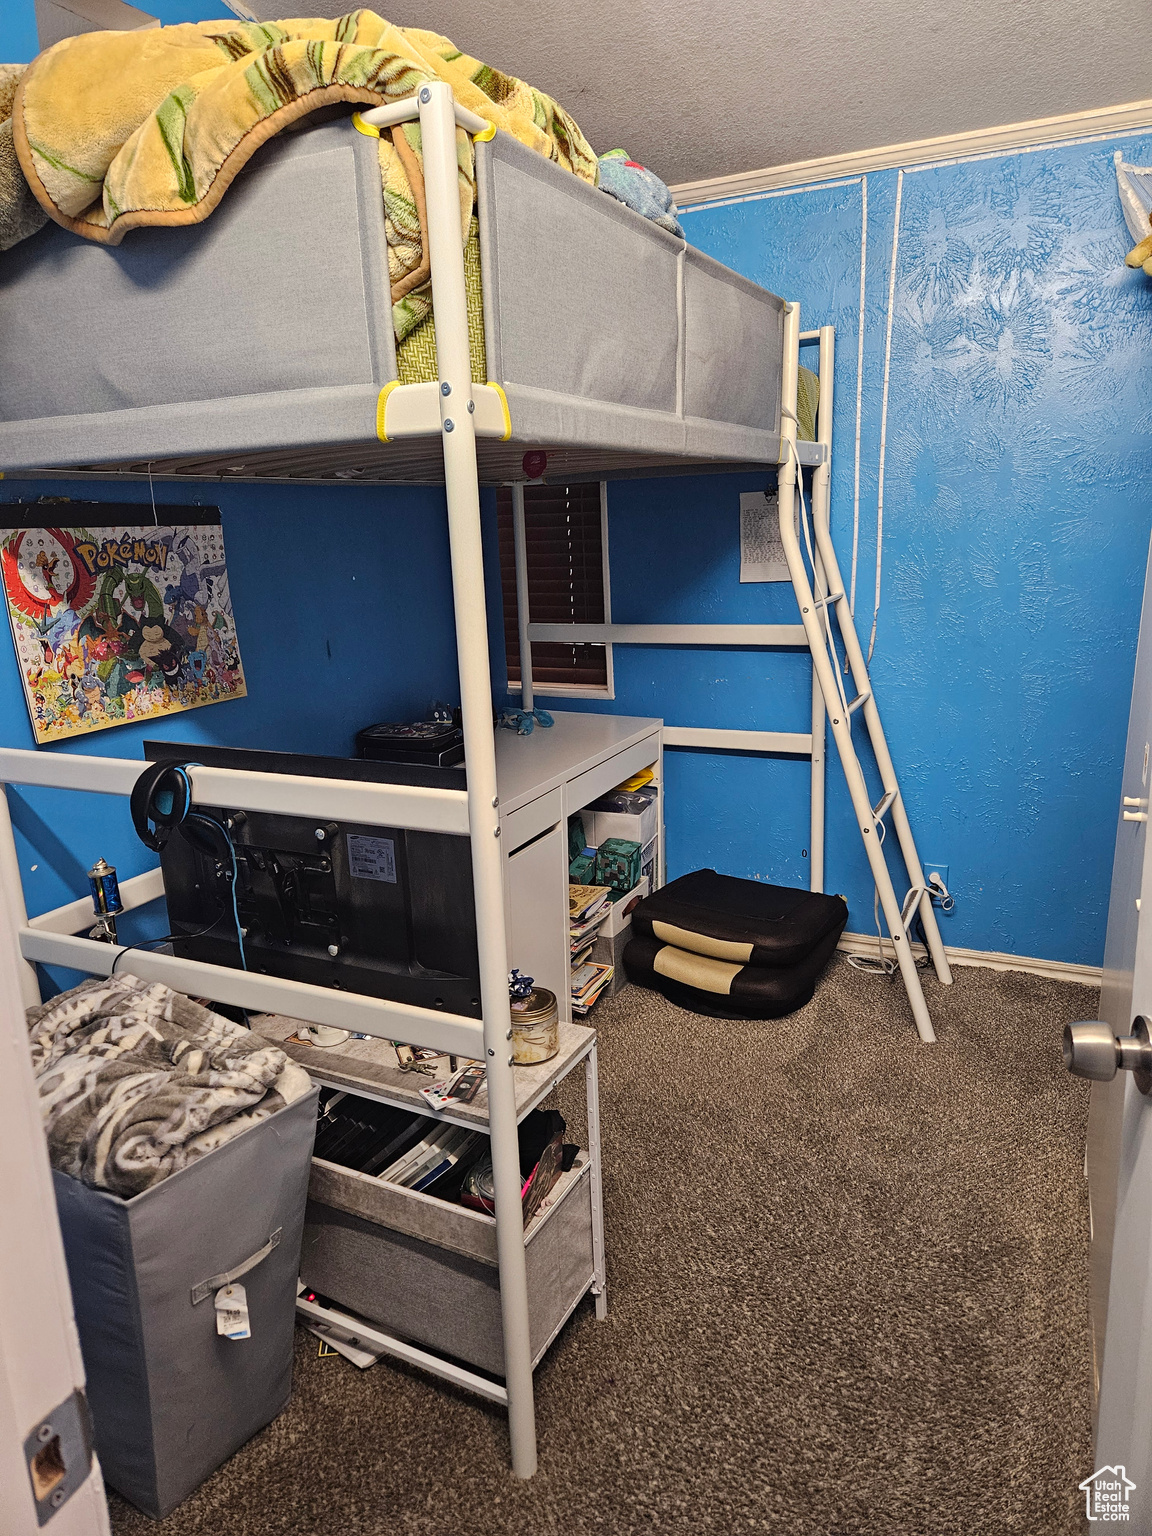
[509,969,535,999]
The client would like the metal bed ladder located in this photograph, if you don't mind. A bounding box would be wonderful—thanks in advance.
[779,308,952,1044]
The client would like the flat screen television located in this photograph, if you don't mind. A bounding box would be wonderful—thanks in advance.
[143,741,480,1016]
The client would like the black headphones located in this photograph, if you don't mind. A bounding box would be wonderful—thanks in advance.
[131,759,233,862]
[131,760,194,851]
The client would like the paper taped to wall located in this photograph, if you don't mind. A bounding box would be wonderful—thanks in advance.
[740,490,796,583]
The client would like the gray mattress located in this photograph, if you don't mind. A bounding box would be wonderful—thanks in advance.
[0,118,802,485]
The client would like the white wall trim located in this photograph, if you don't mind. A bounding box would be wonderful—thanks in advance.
[838,930,1101,987]
[673,98,1152,206]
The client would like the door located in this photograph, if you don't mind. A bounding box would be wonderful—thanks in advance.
[1087,530,1152,1396]
[0,814,111,1535]
[1092,817,1152,1524]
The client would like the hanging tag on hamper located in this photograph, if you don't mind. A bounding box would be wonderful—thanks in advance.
[215,1283,251,1340]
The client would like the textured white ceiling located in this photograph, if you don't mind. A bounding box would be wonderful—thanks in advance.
[245,0,1151,186]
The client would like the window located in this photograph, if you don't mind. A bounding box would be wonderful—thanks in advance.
[496,482,612,697]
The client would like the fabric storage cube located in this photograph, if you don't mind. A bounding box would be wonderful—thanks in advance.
[591,925,632,1000]
[599,876,650,939]
[52,1088,318,1520]
[585,796,659,850]
[300,1146,595,1375]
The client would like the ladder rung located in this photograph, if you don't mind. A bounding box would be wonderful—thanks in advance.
[901,886,926,931]
[847,689,871,715]
[873,788,898,820]
[813,591,845,610]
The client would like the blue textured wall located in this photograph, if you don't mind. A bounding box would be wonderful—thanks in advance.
[566,137,1152,965]
[3,0,1151,964]
[0,479,461,948]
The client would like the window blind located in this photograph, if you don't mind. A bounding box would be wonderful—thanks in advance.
[496,483,608,690]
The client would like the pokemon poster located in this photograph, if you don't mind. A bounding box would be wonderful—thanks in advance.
[1,505,246,745]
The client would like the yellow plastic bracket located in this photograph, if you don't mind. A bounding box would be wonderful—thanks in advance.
[474,121,496,142]
[352,112,381,139]
[376,380,402,442]
[485,381,512,441]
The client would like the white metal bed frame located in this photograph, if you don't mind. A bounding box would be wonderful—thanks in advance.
[0,81,950,1483]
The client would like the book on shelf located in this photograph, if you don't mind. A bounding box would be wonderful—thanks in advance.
[571,960,614,1015]
[569,883,613,923]
[569,883,614,947]
[570,937,597,971]
[378,1123,483,1191]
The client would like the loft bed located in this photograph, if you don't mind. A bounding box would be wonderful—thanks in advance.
[0,84,950,1482]
[0,105,823,487]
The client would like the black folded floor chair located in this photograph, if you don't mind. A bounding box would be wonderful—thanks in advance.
[623,869,848,1019]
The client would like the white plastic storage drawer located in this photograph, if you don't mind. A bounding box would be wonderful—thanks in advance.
[300,1150,595,1375]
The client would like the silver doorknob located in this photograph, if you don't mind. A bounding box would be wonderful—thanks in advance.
[1064,1016,1152,1095]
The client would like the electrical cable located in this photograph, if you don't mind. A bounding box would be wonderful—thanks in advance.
[110,903,227,975]
[184,811,248,972]
[161,765,248,972]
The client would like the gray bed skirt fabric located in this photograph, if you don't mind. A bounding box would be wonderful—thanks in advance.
[53,1087,318,1520]
[0,117,786,479]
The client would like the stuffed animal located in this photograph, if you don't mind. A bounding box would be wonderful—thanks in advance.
[597,150,683,237]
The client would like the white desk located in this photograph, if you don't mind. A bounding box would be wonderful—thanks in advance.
[495,711,663,1023]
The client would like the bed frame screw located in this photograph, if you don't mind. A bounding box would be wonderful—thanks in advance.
[419,87,431,102]
[444,419,455,432]
[441,382,451,395]
[467,400,475,414]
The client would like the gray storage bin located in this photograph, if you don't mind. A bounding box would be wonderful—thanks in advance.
[52,1088,319,1520]
[591,925,632,1001]
[301,1149,595,1376]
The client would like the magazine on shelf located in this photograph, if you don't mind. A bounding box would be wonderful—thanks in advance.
[571,961,614,1014]
[569,883,614,946]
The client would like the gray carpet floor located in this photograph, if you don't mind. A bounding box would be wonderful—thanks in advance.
[108,959,1096,1536]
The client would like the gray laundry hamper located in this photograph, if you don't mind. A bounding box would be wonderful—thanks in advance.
[52,1087,318,1519]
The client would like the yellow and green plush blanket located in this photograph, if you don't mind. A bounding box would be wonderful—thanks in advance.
[4,10,597,342]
